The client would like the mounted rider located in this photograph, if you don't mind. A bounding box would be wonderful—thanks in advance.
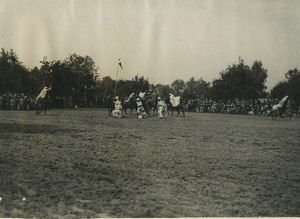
[125,92,136,102]
[273,96,289,113]
[35,86,51,104]
[35,86,51,114]
[271,95,290,119]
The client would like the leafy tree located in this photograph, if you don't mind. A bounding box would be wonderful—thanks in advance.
[211,58,268,100]
[36,53,98,107]
[29,67,45,94]
[154,84,173,99]
[171,79,185,95]
[49,60,75,107]
[96,76,115,98]
[183,77,211,100]
[0,48,32,94]
[63,54,98,106]
[250,60,268,97]
[114,75,150,99]
[94,76,115,107]
[270,81,288,100]
[271,68,300,105]
[131,75,150,94]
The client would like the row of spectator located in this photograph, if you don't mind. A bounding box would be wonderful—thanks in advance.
[186,98,300,117]
[0,93,36,110]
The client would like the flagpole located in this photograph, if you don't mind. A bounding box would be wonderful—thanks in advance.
[114,63,120,97]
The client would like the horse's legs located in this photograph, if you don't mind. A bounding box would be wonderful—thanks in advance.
[35,102,42,114]
[279,110,284,119]
[35,104,39,114]
[123,108,128,115]
[154,108,158,116]
[271,110,276,120]
[176,106,185,117]
[43,104,47,115]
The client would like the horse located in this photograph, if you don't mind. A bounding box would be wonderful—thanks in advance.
[106,96,114,116]
[137,91,152,114]
[144,95,158,116]
[122,93,137,115]
[165,94,185,117]
[35,97,48,115]
[270,96,291,120]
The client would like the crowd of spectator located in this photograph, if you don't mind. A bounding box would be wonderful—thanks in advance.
[186,98,300,117]
[0,93,109,110]
[0,93,36,110]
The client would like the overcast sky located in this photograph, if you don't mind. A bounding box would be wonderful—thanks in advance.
[1,0,300,89]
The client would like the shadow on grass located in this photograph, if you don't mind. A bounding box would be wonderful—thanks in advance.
[0,123,74,134]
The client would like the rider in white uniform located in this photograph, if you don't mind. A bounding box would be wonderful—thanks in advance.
[35,86,51,103]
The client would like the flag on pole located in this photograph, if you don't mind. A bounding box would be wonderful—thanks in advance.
[118,60,123,69]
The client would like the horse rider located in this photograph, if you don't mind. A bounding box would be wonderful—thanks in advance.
[273,96,289,113]
[35,86,51,104]
[270,95,289,119]
[128,92,135,100]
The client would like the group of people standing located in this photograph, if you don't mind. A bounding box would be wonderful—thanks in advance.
[0,93,34,110]
[111,92,168,119]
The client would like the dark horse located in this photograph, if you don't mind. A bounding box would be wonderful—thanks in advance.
[35,97,48,115]
[107,96,114,116]
[122,94,137,115]
[165,95,185,117]
[145,96,158,116]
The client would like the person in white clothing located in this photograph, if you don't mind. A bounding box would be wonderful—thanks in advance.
[157,97,167,119]
[136,97,146,119]
[36,86,51,103]
[112,96,123,118]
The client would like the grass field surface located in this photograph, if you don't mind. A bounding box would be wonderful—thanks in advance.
[0,109,299,217]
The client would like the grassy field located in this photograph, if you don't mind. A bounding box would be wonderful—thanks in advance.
[0,109,299,218]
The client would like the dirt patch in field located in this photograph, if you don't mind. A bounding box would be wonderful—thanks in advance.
[0,109,299,217]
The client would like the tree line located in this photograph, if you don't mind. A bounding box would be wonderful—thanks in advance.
[1,48,299,107]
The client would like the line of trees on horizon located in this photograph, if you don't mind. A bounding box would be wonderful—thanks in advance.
[0,48,300,107]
